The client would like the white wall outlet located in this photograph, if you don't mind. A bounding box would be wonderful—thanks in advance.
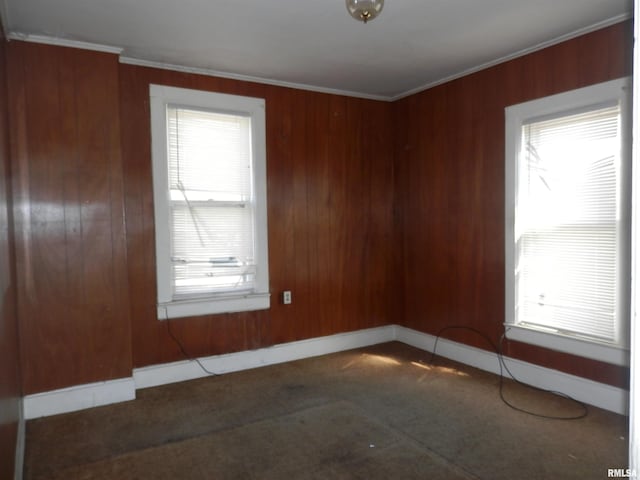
[282,291,292,305]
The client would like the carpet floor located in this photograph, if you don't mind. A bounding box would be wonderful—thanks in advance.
[23,342,628,479]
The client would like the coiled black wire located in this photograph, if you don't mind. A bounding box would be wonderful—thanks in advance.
[429,325,588,420]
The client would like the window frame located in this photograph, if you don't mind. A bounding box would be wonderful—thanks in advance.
[149,84,270,320]
[504,78,631,366]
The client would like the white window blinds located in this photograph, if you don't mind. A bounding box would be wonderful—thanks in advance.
[515,104,622,344]
[167,106,256,297]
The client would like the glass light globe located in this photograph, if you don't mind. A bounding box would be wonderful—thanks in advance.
[346,0,384,23]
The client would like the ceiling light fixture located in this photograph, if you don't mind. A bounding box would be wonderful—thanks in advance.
[346,0,384,24]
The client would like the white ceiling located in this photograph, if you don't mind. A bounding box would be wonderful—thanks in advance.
[2,0,632,100]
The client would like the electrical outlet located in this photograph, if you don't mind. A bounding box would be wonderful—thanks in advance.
[283,291,292,305]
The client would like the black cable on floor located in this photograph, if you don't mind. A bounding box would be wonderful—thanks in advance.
[428,325,588,420]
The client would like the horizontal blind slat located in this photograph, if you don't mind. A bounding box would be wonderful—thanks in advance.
[168,106,252,201]
[516,103,621,343]
[166,105,256,296]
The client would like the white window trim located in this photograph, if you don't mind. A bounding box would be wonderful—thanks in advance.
[149,84,270,319]
[504,77,631,366]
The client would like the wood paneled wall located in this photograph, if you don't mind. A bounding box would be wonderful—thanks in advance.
[119,66,396,368]
[8,42,132,394]
[0,27,21,479]
[6,41,395,393]
[394,22,632,388]
[4,21,631,395]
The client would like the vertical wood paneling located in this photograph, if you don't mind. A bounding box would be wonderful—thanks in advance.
[395,22,631,388]
[287,87,313,342]
[356,99,395,330]
[8,42,132,394]
[267,86,299,345]
[5,21,629,397]
[0,26,21,479]
[119,66,395,368]
[306,92,328,340]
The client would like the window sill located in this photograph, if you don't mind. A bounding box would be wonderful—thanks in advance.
[158,292,270,320]
[504,323,629,367]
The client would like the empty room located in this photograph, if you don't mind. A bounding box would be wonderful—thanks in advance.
[1,1,638,479]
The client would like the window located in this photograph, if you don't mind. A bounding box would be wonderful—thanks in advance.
[150,85,270,319]
[504,78,630,366]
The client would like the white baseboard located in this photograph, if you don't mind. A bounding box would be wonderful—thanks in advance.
[23,377,136,419]
[14,398,24,480]
[133,325,395,389]
[395,325,629,415]
[23,324,629,418]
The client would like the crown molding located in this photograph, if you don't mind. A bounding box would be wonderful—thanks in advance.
[390,13,631,101]
[7,32,123,54]
[119,56,392,102]
[4,12,630,102]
